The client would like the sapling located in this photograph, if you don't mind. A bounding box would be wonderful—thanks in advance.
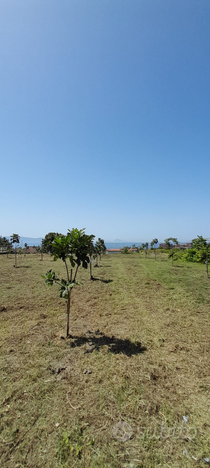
[151,238,158,260]
[142,243,149,257]
[42,228,94,337]
[165,238,178,265]
[94,238,106,266]
[10,234,20,267]
[192,235,210,278]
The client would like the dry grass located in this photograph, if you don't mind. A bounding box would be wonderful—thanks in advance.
[0,251,210,467]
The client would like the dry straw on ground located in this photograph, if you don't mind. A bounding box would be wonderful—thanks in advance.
[0,251,210,467]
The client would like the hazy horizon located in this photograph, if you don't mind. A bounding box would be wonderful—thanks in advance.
[4,235,196,247]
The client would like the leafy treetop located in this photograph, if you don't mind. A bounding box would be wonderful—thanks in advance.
[10,234,20,246]
[151,238,158,248]
[192,235,208,250]
[41,232,63,254]
[164,237,178,249]
[0,237,12,251]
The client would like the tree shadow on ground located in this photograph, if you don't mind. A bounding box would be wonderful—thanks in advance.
[91,277,113,283]
[14,265,31,268]
[67,331,147,356]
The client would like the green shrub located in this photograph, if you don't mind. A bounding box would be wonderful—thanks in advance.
[182,248,207,263]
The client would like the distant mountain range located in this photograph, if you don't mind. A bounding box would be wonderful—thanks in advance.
[6,237,193,249]
[7,237,43,247]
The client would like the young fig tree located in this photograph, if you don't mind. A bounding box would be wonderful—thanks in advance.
[151,238,158,260]
[93,238,106,266]
[192,235,210,277]
[142,242,149,257]
[165,238,179,265]
[42,228,94,337]
[0,237,12,257]
[10,233,20,267]
[88,242,96,280]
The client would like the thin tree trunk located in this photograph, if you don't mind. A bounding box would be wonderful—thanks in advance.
[90,257,93,279]
[206,251,209,278]
[66,287,71,337]
[15,249,17,268]
[64,260,70,282]
[73,265,79,282]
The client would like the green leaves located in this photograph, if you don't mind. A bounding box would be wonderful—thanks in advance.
[192,235,207,250]
[41,269,59,286]
[0,236,12,251]
[41,232,63,254]
[164,237,178,249]
[151,238,158,248]
[95,238,106,256]
[42,270,78,298]
[50,229,94,270]
[42,228,95,336]
[10,233,20,246]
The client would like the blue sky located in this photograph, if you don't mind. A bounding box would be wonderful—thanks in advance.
[1,0,210,242]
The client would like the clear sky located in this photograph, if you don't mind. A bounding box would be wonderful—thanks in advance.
[1,0,210,242]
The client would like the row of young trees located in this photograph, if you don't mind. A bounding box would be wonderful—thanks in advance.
[168,235,210,276]
[0,234,20,266]
[142,235,210,276]
[1,229,106,336]
[121,235,210,274]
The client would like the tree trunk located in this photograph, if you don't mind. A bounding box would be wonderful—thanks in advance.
[90,257,93,280]
[66,288,71,337]
[206,252,209,278]
[15,249,17,268]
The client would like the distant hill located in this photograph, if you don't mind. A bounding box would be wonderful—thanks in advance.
[6,236,42,247]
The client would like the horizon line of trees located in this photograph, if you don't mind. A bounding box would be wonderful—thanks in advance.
[1,233,209,268]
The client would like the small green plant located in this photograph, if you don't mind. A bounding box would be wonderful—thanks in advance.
[57,431,82,464]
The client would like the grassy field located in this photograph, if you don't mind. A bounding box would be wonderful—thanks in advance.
[0,251,210,467]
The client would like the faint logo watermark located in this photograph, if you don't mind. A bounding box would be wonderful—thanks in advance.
[112,421,197,442]
[112,421,133,442]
